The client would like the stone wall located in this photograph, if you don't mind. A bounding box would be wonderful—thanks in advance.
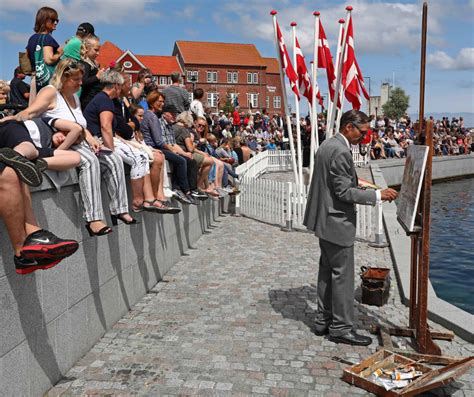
[0,173,225,396]
[375,154,474,186]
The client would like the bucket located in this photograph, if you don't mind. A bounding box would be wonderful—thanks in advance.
[360,266,390,306]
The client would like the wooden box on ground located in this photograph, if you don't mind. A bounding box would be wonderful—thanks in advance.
[342,349,473,396]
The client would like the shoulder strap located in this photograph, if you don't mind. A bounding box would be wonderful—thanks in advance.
[60,92,78,123]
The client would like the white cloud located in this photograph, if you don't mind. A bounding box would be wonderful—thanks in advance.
[212,1,447,56]
[427,48,474,70]
[1,30,30,44]
[0,0,160,24]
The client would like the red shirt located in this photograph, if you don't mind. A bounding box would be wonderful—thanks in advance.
[360,128,372,145]
[232,110,241,126]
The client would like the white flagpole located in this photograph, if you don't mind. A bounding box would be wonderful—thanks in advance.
[291,22,303,187]
[310,11,321,182]
[335,9,353,133]
[270,10,298,183]
[325,18,344,136]
[326,16,348,138]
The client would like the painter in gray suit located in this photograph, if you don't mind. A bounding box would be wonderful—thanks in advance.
[304,110,397,346]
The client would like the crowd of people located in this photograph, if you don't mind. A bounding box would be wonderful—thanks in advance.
[0,7,472,277]
[0,7,243,276]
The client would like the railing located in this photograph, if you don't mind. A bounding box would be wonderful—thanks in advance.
[235,150,384,245]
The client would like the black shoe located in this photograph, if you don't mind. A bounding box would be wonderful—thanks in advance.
[313,327,329,336]
[14,254,62,275]
[191,190,209,201]
[0,147,43,187]
[21,229,79,260]
[173,189,192,205]
[85,223,113,237]
[186,194,198,205]
[35,158,48,172]
[111,213,139,225]
[328,330,372,346]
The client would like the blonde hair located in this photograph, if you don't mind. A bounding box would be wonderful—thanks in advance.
[176,111,194,128]
[49,58,84,90]
[80,35,100,64]
[0,80,10,93]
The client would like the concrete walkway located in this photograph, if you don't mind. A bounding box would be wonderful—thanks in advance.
[47,215,473,396]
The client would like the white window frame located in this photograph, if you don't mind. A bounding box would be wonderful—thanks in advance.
[266,96,270,109]
[273,96,281,109]
[247,72,259,84]
[189,92,194,102]
[227,71,238,84]
[187,70,199,82]
[229,93,238,106]
[207,92,219,107]
[207,71,218,83]
[159,76,168,85]
[247,93,259,108]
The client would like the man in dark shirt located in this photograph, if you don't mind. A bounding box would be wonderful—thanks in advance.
[9,67,30,107]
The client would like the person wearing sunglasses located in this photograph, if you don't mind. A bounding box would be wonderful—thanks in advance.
[26,7,63,92]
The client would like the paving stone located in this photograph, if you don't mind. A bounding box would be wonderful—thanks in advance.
[45,213,473,396]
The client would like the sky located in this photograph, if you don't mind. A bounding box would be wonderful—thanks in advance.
[1,0,473,116]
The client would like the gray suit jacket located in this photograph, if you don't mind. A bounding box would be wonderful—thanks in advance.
[303,134,377,247]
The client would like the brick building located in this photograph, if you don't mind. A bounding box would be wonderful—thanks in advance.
[96,40,283,113]
[96,41,183,88]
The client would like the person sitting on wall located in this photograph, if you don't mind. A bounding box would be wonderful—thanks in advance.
[0,121,79,274]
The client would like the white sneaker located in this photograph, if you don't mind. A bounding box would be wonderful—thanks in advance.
[164,187,174,198]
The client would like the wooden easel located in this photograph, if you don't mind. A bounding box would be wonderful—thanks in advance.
[374,2,453,356]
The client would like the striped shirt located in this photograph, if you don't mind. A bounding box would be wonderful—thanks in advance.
[162,85,190,114]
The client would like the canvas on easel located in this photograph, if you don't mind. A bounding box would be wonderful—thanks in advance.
[397,145,429,233]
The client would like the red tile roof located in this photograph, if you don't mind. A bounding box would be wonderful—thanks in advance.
[97,41,123,68]
[136,55,182,76]
[175,41,266,67]
[262,57,280,74]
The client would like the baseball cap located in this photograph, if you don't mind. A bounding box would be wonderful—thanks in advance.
[77,22,95,35]
[162,104,178,115]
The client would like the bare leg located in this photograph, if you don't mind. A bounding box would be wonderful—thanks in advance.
[0,168,40,256]
[14,141,39,160]
[21,182,41,236]
[44,150,81,171]
[130,177,145,210]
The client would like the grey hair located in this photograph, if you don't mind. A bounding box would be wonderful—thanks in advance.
[339,109,370,131]
[176,111,194,128]
[100,69,124,87]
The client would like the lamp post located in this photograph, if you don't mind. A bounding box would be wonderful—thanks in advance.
[364,76,371,116]
[188,74,197,93]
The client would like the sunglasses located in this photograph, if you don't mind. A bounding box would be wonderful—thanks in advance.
[50,18,59,24]
[65,61,80,71]
[197,124,206,128]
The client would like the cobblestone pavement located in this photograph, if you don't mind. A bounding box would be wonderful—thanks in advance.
[48,215,473,396]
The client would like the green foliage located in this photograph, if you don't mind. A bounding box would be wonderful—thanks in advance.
[382,87,410,121]
[222,95,234,114]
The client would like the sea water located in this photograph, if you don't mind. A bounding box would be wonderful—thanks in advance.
[429,177,474,314]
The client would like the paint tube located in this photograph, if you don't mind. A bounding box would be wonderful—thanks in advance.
[391,370,424,381]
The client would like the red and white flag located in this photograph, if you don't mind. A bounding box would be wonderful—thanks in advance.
[341,16,369,110]
[295,38,324,107]
[276,20,300,99]
[317,20,337,104]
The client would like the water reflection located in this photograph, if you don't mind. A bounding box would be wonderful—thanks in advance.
[430,178,474,314]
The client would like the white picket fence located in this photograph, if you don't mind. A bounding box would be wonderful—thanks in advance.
[235,149,383,244]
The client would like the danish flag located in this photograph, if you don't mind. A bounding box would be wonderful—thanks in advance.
[317,19,337,104]
[276,20,300,99]
[341,16,369,110]
[295,37,324,107]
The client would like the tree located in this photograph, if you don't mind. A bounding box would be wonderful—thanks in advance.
[382,87,409,121]
[222,94,234,114]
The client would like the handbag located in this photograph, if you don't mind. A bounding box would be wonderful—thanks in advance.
[19,51,33,75]
[34,35,56,90]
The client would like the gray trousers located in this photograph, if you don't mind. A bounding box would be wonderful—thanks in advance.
[314,238,355,337]
[73,142,129,222]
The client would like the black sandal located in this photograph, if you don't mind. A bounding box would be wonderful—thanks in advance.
[158,200,181,214]
[111,213,139,226]
[85,223,113,237]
